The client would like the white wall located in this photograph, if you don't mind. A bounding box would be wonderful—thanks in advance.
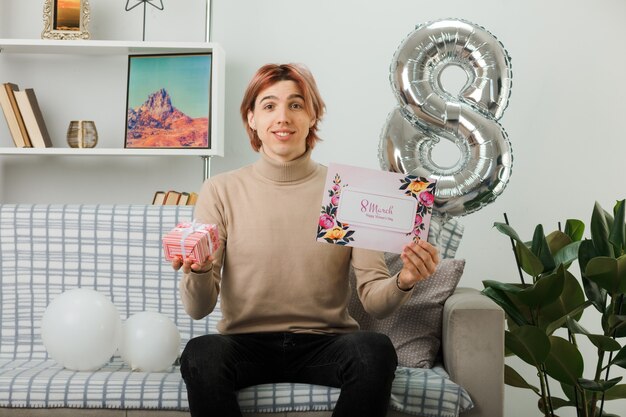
[1,1,625,416]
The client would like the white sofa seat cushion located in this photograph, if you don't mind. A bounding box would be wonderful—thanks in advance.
[0,359,186,409]
[0,358,471,417]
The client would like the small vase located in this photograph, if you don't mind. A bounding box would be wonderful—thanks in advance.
[67,120,98,148]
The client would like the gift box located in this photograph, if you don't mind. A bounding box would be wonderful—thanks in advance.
[162,221,220,263]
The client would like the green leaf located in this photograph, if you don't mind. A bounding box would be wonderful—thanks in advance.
[481,286,529,327]
[579,238,599,273]
[564,219,585,242]
[532,224,556,272]
[482,280,524,295]
[494,222,544,277]
[577,376,622,392]
[578,239,607,313]
[588,333,622,353]
[616,299,626,338]
[482,280,538,321]
[544,301,592,336]
[560,382,578,403]
[565,316,590,334]
[566,317,622,352]
[538,396,573,412]
[604,383,626,400]
[544,336,584,385]
[515,265,566,308]
[591,201,615,258]
[585,255,626,295]
[505,326,551,367]
[504,364,540,394]
[608,314,626,336]
[539,270,586,331]
[516,244,545,277]
[553,241,582,271]
[546,230,573,260]
[493,221,523,241]
[609,199,625,255]
[610,345,626,369]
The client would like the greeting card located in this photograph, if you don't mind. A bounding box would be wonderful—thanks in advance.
[316,163,436,254]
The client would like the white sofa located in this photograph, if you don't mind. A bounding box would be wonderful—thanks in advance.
[0,204,504,417]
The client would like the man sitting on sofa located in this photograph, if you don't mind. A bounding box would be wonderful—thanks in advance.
[172,63,440,417]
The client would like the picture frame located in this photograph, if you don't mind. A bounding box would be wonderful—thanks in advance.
[42,0,91,40]
[124,53,213,149]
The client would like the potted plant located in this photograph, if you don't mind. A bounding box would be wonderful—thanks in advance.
[482,199,626,416]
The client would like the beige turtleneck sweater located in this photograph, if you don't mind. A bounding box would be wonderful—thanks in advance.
[179,148,412,334]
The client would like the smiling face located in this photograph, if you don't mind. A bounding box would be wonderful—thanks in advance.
[247,80,315,163]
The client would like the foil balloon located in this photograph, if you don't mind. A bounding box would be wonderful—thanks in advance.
[379,18,513,218]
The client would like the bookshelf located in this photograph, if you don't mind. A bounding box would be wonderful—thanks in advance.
[0,39,221,56]
[0,38,225,180]
[0,148,217,156]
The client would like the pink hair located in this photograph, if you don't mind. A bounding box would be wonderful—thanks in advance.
[240,63,326,152]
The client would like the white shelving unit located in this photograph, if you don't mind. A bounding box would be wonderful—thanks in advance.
[0,147,217,156]
[0,38,222,56]
[0,38,225,178]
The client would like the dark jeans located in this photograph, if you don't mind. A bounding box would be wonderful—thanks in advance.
[179,331,398,417]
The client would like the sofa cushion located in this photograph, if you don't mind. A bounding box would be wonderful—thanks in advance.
[0,359,186,409]
[349,258,465,368]
[0,358,472,417]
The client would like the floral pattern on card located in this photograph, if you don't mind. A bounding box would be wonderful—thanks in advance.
[399,175,436,241]
[317,173,355,245]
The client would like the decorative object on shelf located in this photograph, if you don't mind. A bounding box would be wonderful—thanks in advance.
[124,53,212,149]
[42,0,91,40]
[67,120,98,148]
[125,0,164,42]
[379,19,513,219]
[483,201,626,417]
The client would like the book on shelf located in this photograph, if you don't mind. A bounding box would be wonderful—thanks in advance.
[152,190,166,205]
[152,190,198,205]
[186,192,198,205]
[14,89,52,148]
[177,192,190,205]
[0,82,31,147]
[163,190,182,205]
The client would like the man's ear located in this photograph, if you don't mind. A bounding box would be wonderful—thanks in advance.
[247,110,255,130]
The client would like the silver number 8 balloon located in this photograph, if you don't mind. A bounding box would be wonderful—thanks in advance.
[379,19,513,218]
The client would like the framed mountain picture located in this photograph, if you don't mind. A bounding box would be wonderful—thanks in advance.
[124,53,212,149]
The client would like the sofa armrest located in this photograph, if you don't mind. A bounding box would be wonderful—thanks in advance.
[442,287,504,417]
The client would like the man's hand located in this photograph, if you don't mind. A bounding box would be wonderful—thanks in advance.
[171,254,214,274]
[397,239,440,290]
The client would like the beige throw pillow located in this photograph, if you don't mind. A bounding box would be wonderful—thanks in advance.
[348,255,465,368]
